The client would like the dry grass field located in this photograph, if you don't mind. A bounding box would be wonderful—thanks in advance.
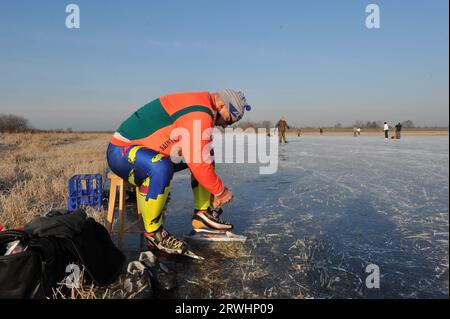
[0,132,136,298]
[0,132,111,228]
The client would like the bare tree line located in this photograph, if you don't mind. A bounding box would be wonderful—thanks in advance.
[343,120,416,129]
[0,114,33,133]
[0,114,77,133]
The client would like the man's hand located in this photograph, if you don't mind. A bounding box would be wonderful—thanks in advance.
[211,187,234,209]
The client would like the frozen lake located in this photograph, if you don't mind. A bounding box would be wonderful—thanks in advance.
[125,135,449,299]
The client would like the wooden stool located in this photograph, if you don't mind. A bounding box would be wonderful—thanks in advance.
[106,172,141,248]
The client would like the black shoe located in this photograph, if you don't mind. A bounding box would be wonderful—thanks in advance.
[139,251,177,291]
[125,261,148,293]
[144,227,187,255]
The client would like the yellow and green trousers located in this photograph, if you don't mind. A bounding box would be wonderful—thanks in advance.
[106,144,210,233]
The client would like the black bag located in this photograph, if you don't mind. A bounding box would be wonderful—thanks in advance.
[25,210,126,287]
[0,230,45,298]
[0,209,125,299]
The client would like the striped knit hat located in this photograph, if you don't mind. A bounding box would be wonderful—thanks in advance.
[217,89,251,123]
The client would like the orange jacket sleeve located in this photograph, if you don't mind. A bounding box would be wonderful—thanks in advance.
[174,112,224,195]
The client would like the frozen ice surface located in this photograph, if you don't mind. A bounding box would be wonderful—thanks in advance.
[140,136,449,298]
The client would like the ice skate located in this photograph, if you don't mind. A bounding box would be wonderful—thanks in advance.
[186,209,247,242]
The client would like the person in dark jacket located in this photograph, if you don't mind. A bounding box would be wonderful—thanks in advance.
[395,123,402,139]
[276,117,290,143]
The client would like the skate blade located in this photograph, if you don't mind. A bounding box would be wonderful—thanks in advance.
[185,230,247,243]
[182,249,205,261]
[146,240,204,261]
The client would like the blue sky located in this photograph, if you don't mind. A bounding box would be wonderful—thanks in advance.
[0,0,448,130]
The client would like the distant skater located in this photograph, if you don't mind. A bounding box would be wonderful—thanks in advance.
[276,117,290,143]
[297,129,301,137]
[395,122,402,139]
[357,127,361,136]
[319,128,323,135]
[383,122,389,139]
[353,127,358,137]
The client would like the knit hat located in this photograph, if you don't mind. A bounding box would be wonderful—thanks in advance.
[217,89,251,123]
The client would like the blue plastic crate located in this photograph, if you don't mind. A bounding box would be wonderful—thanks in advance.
[67,174,103,211]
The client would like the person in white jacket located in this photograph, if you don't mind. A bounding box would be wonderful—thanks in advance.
[383,122,389,139]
